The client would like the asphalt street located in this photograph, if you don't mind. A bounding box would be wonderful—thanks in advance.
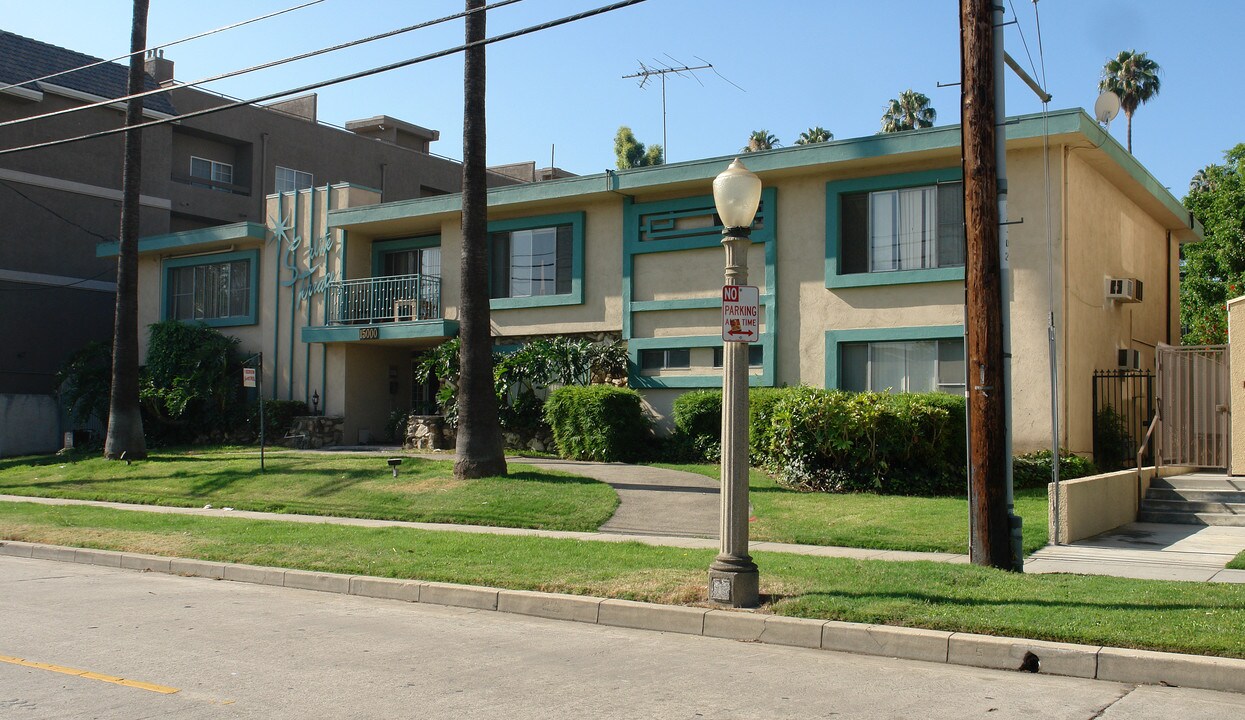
[3,556,1244,719]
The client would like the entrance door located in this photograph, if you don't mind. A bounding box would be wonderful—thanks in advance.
[1156,344,1230,468]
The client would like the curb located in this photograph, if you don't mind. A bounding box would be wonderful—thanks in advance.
[4,539,1243,695]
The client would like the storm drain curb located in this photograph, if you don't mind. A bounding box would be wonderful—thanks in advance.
[4,539,1244,695]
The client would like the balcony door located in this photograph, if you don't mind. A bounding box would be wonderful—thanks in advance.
[381,246,440,279]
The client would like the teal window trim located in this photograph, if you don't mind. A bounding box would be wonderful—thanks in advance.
[825,168,965,289]
[628,333,775,389]
[161,249,260,328]
[487,211,585,310]
[824,324,963,389]
[370,235,441,276]
[621,188,778,388]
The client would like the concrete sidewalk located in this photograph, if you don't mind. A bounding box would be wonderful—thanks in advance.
[1027,522,1245,583]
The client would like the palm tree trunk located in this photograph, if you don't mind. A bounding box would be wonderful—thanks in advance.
[104,0,149,460]
[454,0,506,478]
[1125,110,1133,153]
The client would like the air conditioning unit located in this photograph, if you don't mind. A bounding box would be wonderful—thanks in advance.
[1105,277,1143,303]
[1117,348,1141,370]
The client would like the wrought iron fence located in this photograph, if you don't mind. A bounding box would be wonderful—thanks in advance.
[326,274,441,325]
[1091,369,1154,470]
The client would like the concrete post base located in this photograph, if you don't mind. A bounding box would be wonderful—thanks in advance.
[708,563,759,608]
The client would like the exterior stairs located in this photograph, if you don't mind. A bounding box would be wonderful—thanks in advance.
[1137,474,1245,527]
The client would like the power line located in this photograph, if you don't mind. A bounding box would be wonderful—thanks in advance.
[0,0,648,158]
[0,0,525,131]
[0,179,117,242]
[1006,0,1041,88]
[0,0,328,94]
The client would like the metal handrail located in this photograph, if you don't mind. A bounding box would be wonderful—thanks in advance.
[326,274,441,325]
[1136,411,1161,512]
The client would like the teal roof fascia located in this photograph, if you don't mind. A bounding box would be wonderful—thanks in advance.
[98,221,267,257]
[326,108,1198,243]
[327,110,1084,230]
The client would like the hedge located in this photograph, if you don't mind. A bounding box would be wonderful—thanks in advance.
[544,385,651,462]
[753,387,967,495]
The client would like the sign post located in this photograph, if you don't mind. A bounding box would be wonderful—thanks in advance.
[721,285,759,343]
[242,354,264,472]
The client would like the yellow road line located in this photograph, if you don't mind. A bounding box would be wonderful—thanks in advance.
[0,654,179,694]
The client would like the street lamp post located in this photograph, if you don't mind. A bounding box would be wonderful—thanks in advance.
[708,158,762,608]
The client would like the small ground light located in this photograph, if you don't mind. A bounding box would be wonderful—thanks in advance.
[387,458,402,478]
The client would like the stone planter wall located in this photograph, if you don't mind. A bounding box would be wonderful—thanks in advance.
[404,415,455,451]
[284,415,344,449]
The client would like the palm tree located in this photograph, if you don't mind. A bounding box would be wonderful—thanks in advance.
[454,0,506,479]
[880,90,937,133]
[742,130,779,153]
[794,126,833,145]
[1098,49,1161,153]
[104,0,150,460]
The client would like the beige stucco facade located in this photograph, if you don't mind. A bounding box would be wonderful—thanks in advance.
[123,109,1200,459]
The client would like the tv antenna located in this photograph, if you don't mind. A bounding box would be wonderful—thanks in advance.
[622,55,743,161]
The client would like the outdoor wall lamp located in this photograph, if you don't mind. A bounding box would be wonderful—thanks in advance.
[708,158,761,608]
[312,390,320,415]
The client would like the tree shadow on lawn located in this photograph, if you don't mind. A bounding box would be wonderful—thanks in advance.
[506,471,609,487]
[775,587,1240,613]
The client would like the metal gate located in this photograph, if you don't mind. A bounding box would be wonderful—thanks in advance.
[1091,369,1154,469]
[1155,344,1230,468]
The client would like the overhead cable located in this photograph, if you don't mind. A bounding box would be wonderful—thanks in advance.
[0,0,328,94]
[0,0,524,131]
[0,0,647,157]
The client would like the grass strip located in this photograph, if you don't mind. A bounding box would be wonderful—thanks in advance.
[1229,550,1245,570]
[657,464,1049,554]
[0,450,617,532]
[3,500,1243,659]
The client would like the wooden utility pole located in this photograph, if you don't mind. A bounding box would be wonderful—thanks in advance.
[960,0,1011,568]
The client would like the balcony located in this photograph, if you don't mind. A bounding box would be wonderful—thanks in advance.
[305,274,453,345]
[327,274,442,325]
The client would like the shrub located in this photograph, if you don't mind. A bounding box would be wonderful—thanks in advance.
[748,386,789,465]
[57,340,113,427]
[666,390,722,462]
[251,399,310,439]
[758,387,967,496]
[544,385,651,462]
[1013,449,1098,489]
[1094,407,1135,471]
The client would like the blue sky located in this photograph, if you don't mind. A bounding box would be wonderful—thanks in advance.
[4,1,1240,196]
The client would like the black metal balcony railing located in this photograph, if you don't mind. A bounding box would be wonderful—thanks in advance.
[327,274,442,325]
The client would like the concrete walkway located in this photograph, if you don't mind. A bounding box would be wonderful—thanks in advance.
[1027,522,1245,583]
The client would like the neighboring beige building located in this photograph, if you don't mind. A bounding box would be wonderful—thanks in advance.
[112,109,1201,458]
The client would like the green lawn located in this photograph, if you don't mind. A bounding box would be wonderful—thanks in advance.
[2,500,1243,659]
[1230,550,1245,570]
[0,449,617,532]
[657,464,1048,554]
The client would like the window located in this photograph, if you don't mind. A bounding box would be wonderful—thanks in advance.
[189,157,233,191]
[640,348,690,371]
[490,224,572,299]
[712,345,764,368]
[275,166,313,194]
[166,255,254,324]
[840,338,964,394]
[841,182,964,274]
[381,246,441,279]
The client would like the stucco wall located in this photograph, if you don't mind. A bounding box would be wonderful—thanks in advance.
[0,393,60,457]
[1228,295,1245,475]
[1062,149,1175,455]
[1049,464,1195,543]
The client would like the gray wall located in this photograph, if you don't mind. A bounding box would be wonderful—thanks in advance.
[0,393,60,456]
